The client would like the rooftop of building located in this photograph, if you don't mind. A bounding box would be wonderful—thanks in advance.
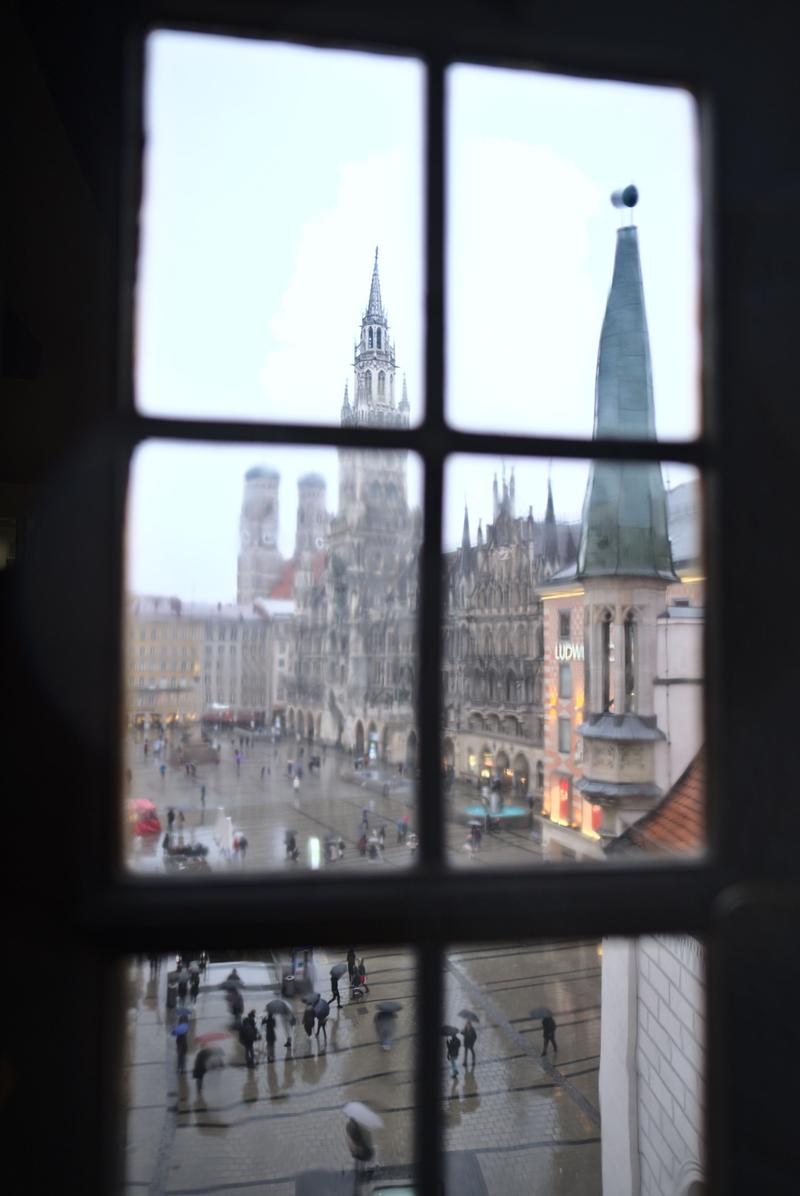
[606,748,705,857]
[245,464,280,481]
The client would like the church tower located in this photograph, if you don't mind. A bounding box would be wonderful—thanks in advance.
[294,472,328,558]
[576,190,677,839]
[237,465,284,603]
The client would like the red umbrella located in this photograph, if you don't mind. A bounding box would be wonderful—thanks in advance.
[195,1031,233,1046]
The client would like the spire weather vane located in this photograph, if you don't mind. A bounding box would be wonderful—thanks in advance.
[611,183,639,224]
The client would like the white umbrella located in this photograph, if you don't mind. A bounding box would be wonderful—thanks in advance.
[343,1101,384,1130]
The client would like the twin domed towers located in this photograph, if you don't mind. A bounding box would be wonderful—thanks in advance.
[236,249,409,604]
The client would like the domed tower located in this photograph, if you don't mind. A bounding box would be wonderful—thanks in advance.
[294,472,328,558]
[344,247,407,431]
[237,465,284,603]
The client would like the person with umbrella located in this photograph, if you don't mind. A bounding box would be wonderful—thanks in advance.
[261,1012,277,1063]
[189,971,200,1005]
[461,1017,478,1067]
[192,1046,223,1096]
[374,1001,401,1051]
[314,998,330,1048]
[330,962,348,1009]
[302,1003,316,1052]
[344,1102,382,1180]
[176,966,189,1003]
[346,947,357,985]
[171,1021,189,1074]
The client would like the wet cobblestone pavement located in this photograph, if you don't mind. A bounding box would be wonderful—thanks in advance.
[123,941,601,1194]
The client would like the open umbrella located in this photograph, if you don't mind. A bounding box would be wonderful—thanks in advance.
[440,1025,460,1037]
[195,1031,232,1046]
[219,978,242,992]
[343,1101,384,1130]
[170,1022,189,1037]
[330,962,349,980]
[376,1000,403,1013]
[265,998,292,1017]
[313,998,330,1020]
[301,991,321,1005]
[467,819,483,827]
[530,1006,553,1020]
[457,1009,480,1022]
[175,1007,192,1019]
[188,961,201,975]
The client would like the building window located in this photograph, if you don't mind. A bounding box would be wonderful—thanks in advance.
[559,610,571,639]
[558,716,571,754]
[624,610,636,713]
[558,661,572,700]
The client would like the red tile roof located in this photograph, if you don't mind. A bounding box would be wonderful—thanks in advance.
[609,748,705,856]
[269,560,297,599]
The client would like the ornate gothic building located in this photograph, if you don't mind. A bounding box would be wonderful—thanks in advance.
[442,470,579,797]
[282,250,422,764]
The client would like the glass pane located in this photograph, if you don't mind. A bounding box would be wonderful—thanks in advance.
[447,65,700,440]
[443,456,704,866]
[443,937,706,1193]
[123,441,422,876]
[123,946,418,1190]
[137,32,423,426]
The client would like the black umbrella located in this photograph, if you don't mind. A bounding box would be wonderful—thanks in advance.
[313,998,330,1019]
[219,978,242,992]
[376,1000,403,1013]
[265,998,291,1017]
[530,1006,553,1020]
[301,991,321,1005]
[457,1009,480,1021]
[441,1024,460,1037]
[330,962,349,980]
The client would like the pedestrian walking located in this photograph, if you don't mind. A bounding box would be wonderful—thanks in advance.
[345,1117,375,1179]
[260,765,266,779]
[238,834,248,862]
[446,1032,460,1078]
[190,972,200,1004]
[283,1013,296,1052]
[178,810,185,829]
[302,1004,316,1051]
[541,1014,558,1056]
[227,986,244,1028]
[374,1009,396,1051]
[361,808,369,834]
[378,825,386,850]
[462,1020,477,1067]
[330,974,342,1009]
[143,738,149,757]
[261,1012,277,1062]
[167,807,175,832]
[239,1010,259,1068]
[347,947,357,985]
[172,1025,188,1074]
[315,1001,330,1047]
[200,784,206,806]
[192,1048,216,1096]
[159,762,167,779]
[177,966,189,1001]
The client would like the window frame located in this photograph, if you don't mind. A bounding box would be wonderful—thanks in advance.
[26,2,797,1193]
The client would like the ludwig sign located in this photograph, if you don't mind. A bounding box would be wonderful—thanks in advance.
[554,642,584,662]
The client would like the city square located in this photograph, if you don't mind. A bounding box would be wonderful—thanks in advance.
[123,940,602,1194]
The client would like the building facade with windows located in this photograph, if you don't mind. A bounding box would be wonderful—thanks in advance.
[441,473,580,797]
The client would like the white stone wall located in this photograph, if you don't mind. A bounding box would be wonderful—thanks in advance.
[636,935,705,1196]
[600,936,705,1196]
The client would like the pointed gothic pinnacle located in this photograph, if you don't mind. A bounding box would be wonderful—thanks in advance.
[342,380,350,408]
[366,245,384,320]
[400,373,409,410]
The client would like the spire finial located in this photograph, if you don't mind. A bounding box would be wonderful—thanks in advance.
[365,246,384,320]
[611,184,639,226]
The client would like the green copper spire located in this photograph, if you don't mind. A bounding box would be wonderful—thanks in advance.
[577,199,676,581]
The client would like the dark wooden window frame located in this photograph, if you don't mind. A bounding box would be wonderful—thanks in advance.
[22,3,800,1193]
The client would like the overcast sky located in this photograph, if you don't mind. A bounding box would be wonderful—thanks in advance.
[130,31,699,602]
